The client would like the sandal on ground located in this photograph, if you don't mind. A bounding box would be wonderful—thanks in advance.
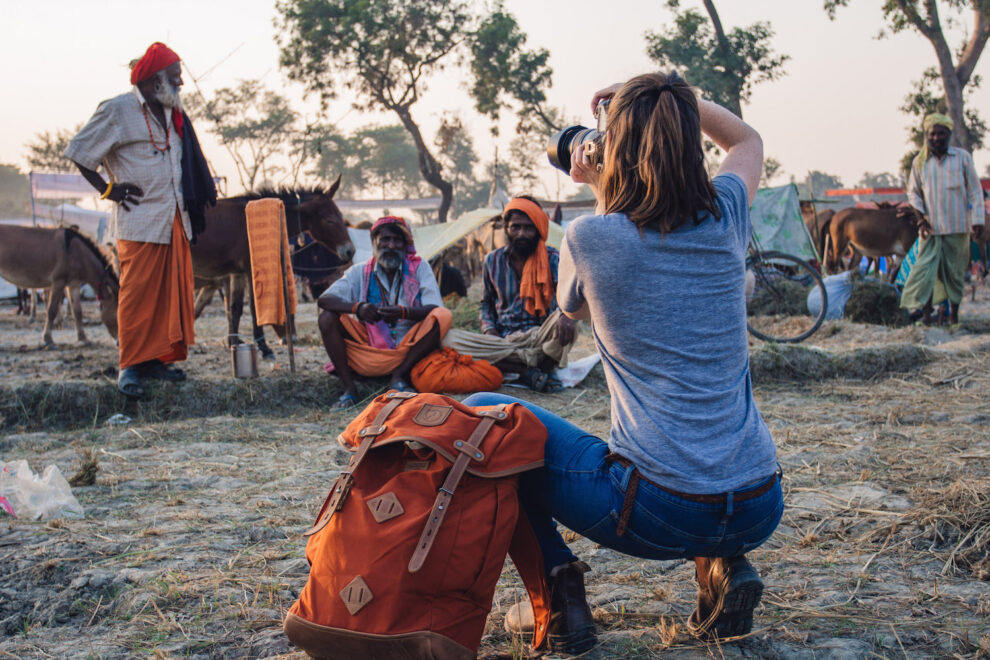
[522,367,549,392]
[117,366,144,399]
[333,392,359,410]
[390,378,418,394]
[544,373,565,393]
[139,359,186,382]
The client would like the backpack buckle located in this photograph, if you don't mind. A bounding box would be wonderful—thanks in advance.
[453,439,485,461]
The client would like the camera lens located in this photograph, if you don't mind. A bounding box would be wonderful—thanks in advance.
[546,125,598,174]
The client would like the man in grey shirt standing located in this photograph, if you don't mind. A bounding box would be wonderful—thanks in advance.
[66,42,213,398]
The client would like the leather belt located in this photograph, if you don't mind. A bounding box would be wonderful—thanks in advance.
[604,454,778,537]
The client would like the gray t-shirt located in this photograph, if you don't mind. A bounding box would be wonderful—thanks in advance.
[558,174,776,493]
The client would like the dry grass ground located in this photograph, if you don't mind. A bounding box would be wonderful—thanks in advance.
[1,283,988,659]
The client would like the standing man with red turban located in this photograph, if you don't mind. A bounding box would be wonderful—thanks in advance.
[66,43,216,398]
[444,196,578,392]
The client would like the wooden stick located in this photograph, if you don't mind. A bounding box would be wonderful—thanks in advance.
[279,205,296,374]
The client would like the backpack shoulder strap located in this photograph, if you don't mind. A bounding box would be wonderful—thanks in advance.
[303,391,416,537]
[407,405,508,572]
[508,511,551,651]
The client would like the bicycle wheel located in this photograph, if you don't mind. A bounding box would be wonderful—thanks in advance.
[746,251,828,343]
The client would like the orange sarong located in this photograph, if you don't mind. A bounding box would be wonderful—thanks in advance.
[116,209,195,369]
[337,307,453,377]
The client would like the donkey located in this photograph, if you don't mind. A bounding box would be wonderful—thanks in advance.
[0,225,119,346]
[826,203,920,281]
[189,176,355,356]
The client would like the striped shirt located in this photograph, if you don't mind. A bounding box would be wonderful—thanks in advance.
[480,246,559,336]
[908,146,983,235]
[65,88,191,245]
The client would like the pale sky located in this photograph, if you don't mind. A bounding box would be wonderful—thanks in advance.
[2,0,988,201]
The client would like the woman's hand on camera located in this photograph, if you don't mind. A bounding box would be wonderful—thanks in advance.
[590,83,623,114]
[569,142,600,189]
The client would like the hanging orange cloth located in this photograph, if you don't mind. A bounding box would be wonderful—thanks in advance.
[116,209,195,369]
[246,199,297,327]
[504,197,552,317]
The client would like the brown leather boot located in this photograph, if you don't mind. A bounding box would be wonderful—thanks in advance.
[688,556,764,639]
[504,561,596,655]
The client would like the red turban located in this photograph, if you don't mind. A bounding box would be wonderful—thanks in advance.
[130,42,180,85]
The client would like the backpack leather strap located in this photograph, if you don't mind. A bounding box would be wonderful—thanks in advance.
[407,406,508,572]
[303,392,415,537]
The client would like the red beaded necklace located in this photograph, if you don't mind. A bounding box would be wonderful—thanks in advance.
[141,103,170,153]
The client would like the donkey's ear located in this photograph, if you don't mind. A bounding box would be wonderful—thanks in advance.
[328,174,342,198]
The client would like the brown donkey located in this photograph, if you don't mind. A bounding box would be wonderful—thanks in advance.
[189,177,354,357]
[826,203,920,280]
[0,225,119,346]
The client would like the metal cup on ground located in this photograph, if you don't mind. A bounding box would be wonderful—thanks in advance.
[230,335,259,378]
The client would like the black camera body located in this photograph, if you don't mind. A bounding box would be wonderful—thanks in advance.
[547,99,609,175]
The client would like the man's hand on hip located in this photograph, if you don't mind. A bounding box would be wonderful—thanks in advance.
[109,183,144,211]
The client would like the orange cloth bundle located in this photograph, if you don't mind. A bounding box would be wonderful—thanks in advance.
[411,347,503,394]
[246,199,297,327]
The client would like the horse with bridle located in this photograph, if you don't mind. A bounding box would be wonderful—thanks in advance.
[190,176,355,357]
[0,225,119,346]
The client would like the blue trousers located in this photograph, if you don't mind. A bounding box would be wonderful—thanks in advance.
[463,393,784,574]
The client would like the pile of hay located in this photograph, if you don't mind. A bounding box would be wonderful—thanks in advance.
[448,294,481,332]
[845,276,908,327]
[750,342,932,382]
[748,278,809,317]
[908,478,990,580]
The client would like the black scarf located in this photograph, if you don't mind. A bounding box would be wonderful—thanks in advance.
[177,111,217,242]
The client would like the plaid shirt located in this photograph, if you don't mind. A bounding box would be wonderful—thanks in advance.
[908,146,983,235]
[65,89,191,244]
[480,246,559,336]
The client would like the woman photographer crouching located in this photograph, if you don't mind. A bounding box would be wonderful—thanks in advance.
[462,71,782,655]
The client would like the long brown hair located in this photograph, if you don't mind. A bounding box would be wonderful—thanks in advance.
[599,71,720,233]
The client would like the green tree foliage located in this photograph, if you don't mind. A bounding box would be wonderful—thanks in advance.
[0,164,30,218]
[824,0,990,152]
[795,171,844,198]
[24,126,80,173]
[469,5,557,135]
[761,156,783,187]
[858,171,903,188]
[645,0,789,118]
[191,79,298,190]
[276,0,554,222]
[348,125,425,199]
[898,66,986,173]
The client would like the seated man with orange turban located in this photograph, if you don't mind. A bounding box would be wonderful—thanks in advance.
[65,42,216,398]
[444,196,578,392]
[318,216,452,408]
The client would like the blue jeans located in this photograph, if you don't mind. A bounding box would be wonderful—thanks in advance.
[462,393,784,574]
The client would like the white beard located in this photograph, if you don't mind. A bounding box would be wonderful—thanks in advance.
[154,71,182,109]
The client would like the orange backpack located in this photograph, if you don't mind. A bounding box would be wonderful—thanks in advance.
[284,391,551,659]
[410,347,504,394]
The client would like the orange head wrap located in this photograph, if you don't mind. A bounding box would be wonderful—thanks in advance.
[503,197,553,318]
[130,42,180,85]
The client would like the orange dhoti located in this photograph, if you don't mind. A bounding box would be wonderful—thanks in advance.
[335,307,453,377]
[116,209,195,369]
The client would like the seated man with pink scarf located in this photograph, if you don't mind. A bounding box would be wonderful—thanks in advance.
[317,216,452,409]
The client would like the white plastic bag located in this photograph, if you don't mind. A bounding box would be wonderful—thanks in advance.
[0,460,85,520]
[808,271,854,321]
